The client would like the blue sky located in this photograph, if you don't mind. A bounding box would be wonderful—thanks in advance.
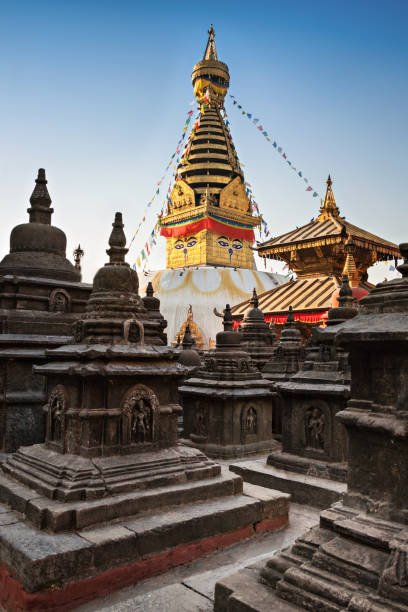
[0,0,407,283]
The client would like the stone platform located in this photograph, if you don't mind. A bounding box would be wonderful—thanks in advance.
[230,457,346,508]
[0,468,289,611]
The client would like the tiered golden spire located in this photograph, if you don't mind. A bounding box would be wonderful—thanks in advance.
[318,174,340,220]
[342,237,360,287]
[159,27,260,270]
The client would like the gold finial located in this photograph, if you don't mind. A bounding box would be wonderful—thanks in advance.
[342,237,360,287]
[204,24,218,60]
[317,174,340,220]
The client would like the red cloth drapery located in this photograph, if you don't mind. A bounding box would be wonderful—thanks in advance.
[233,310,328,328]
[160,216,255,241]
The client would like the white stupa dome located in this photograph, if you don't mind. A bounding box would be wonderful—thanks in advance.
[140,266,283,348]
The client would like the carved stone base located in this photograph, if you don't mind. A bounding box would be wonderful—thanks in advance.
[0,444,222,530]
[181,437,279,460]
[268,449,347,483]
[215,502,408,611]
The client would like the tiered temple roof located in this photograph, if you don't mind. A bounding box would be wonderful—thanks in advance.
[232,176,398,325]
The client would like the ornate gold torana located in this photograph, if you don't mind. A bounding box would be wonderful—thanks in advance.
[160,26,260,270]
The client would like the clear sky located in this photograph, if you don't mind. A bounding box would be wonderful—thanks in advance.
[0,0,406,284]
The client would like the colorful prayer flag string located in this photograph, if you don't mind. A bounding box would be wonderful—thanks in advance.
[229,94,320,198]
[128,104,198,249]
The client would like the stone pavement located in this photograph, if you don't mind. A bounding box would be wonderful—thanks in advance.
[76,503,319,611]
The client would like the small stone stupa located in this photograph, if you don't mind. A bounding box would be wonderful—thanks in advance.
[0,169,91,452]
[238,288,276,370]
[262,306,305,437]
[179,304,277,458]
[0,213,288,609]
[215,242,408,611]
[266,274,358,506]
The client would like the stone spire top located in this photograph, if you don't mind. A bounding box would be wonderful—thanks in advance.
[107,212,128,264]
[318,174,340,221]
[28,168,53,224]
[203,24,218,60]
[250,288,259,308]
[327,274,358,326]
[0,168,80,282]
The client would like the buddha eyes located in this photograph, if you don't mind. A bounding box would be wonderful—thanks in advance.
[174,237,197,249]
[218,236,229,247]
[232,240,243,250]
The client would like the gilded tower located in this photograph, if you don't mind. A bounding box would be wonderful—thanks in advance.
[159,26,260,270]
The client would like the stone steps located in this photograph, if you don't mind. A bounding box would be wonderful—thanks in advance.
[0,482,289,610]
[229,459,346,508]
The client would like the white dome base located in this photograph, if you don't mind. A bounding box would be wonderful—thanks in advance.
[140,267,284,348]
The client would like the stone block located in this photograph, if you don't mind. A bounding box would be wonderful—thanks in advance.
[0,521,94,591]
[242,482,290,520]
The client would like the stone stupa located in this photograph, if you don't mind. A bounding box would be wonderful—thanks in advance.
[0,212,289,610]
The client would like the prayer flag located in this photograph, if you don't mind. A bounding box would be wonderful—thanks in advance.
[141,250,146,261]
[312,192,318,197]
[273,142,277,148]
[306,186,313,192]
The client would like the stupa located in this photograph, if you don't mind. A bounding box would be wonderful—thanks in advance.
[179,304,277,458]
[215,242,408,611]
[141,26,282,347]
[0,169,91,453]
[0,213,289,610]
[238,288,276,370]
[232,175,399,335]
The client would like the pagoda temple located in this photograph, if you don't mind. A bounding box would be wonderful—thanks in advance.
[232,175,399,331]
[141,26,282,347]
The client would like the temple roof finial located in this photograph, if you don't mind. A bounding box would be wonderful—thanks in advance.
[318,174,340,221]
[106,212,128,264]
[28,168,53,224]
[204,24,218,60]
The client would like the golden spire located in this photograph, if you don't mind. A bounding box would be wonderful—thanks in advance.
[203,24,218,60]
[342,237,360,287]
[159,28,260,270]
[318,174,340,221]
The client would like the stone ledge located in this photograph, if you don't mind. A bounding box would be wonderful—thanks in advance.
[230,459,346,508]
[0,487,289,610]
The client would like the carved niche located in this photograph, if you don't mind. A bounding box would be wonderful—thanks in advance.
[169,180,195,212]
[46,384,68,451]
[219,176,250,212]
[241,405,258,443]
[190,402,208,442]
[49,288,71,313]
[121,384,158,447]
[304,406,325,451]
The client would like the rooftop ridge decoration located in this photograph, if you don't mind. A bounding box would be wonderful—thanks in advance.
[317,174,340,220]
[257,175,399,280]
[159,26,261,270]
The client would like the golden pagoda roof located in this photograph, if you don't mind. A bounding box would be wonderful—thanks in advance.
[259,176,398,258]
[231,275,373,318]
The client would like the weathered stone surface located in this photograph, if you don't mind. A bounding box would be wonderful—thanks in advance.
[0,169,91,452]
[217,243,408,609]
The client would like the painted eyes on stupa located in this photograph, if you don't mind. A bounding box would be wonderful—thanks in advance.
[217,237,243,250]
[218,237,229,247]
[174,237,197,250]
